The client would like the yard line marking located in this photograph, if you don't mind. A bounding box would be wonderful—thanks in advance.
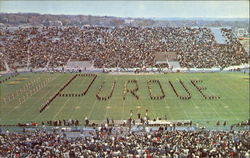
[222,78,247,100]
[135,75,145,119]
[104,96,112,121]
[32,75,71,122]
[1,77,43,104]
[67,101,80,120]
[56,75,94,120]
[182,75,206,121]
[122,100,125,120]
[52,97,71,120]
[6,76,52,106]
[70,77,97,120]
[18,76,60,121]
[191,80,221,121]
[172,77,191,120]
[92,75,114,122]
[104,77,115,121]
[121,78,128,120]
[149,95,157,119]
[163,97,173,120]
[207,80,240,121]
[143,76,157,119]
[87,99,98,119]
[162,85,173,120]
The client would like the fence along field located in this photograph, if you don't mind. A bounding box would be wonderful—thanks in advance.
[0,72,249,125]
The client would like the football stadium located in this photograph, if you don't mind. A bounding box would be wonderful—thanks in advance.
[0,1,249,157]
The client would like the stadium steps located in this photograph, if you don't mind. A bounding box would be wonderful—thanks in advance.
[4,60,10,71]
[168,61,181,69]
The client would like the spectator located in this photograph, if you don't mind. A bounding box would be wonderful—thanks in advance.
[1,27,247,71]
[0,129,249,157]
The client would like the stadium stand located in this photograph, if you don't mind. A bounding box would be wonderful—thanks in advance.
[0,27,248,70]
[0,129,249,157]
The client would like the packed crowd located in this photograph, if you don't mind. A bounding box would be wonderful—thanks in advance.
[0,26,248,70]
[0,128,249,157]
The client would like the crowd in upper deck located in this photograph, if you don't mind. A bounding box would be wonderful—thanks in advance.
[0,26,248,71]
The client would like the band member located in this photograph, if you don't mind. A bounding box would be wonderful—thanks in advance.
[85,116,89,126]
[145,109,148,119]
[130,110,133,117]
[137,113,141,119]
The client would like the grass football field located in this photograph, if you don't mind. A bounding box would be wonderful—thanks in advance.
[0,72,249,126]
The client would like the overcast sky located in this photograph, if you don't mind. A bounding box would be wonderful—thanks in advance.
[0,1,249,18]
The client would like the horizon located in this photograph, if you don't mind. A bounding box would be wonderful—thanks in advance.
[1,12,249,20]
[0,1,249,19]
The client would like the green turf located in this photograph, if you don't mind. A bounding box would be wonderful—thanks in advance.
[0,72,249,126]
